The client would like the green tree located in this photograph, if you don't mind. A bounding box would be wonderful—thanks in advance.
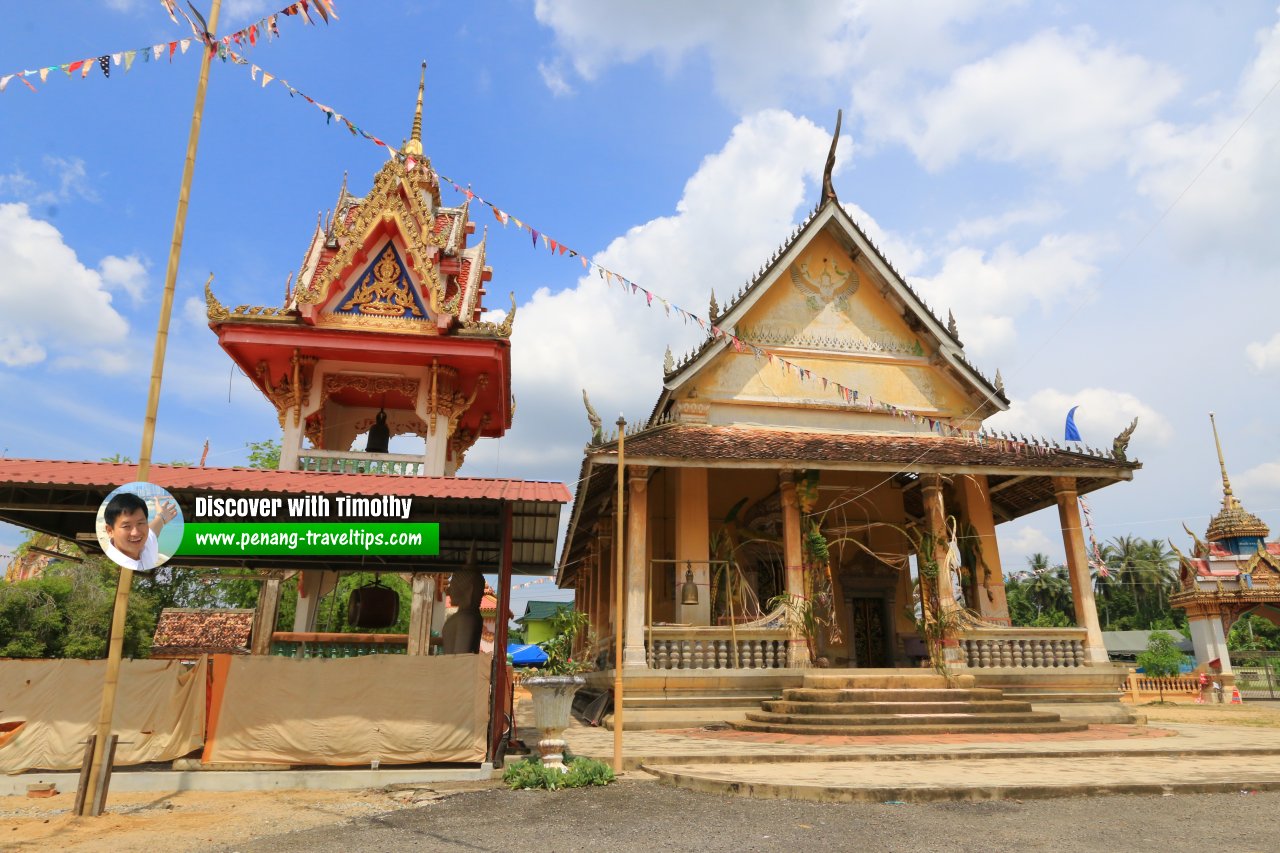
[0,558,155,659]
[1228,614,1280,652]
[1136,630,1188,703]
[246,439,281,470]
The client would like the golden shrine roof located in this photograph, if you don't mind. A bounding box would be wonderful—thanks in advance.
[1206,497,1271,542]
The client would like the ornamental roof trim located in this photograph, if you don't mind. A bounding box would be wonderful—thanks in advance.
[653,198,1008,426]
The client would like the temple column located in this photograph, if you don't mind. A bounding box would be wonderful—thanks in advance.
[251,573,283,655]
[957,475,1010,623]
[279,412,304,472]
[623,466,650,668]
[920,475,960,612]
[675,467,711,626]
[1052,477,1110,665]
[779,471,811,668]
[292,570,338,632]
[1188,611,1233,675]
[407,573,437,655]
[594,525,611,661]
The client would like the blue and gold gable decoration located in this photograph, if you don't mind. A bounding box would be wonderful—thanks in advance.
[333,242,431,321]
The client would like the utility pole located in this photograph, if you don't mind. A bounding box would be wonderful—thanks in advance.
[78,0,222,816]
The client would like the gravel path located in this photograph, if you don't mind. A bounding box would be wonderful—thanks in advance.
[225,779,1280,853]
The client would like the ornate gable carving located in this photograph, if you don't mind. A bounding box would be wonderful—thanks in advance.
[331,243,431,322]
[297,158,446,311]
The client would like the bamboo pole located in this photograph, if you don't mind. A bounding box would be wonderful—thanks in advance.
[612,417,625,773]
[79,0,222,816]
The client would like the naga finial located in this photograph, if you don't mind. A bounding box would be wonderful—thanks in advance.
[709,289,719,319]
[1112,417,1138,461]
[947,309,960,343]
[822,108,842,202]
[994,369,1005,394]
[582,389,603,445]
[663,346,674,374]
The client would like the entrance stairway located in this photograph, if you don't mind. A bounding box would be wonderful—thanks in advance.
[732,671,1089,736]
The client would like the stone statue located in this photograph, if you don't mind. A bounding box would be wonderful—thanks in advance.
[582,389,603,445]
[441,544,483,654]
[1112,417,1139,461]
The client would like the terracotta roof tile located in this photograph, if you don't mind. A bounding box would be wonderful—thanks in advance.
[597,423,1136,472]
[151,608,254,657]
[0,459,572,504]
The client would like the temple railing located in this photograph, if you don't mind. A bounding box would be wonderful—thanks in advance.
[296,449,426,476]
[270,631,409,658]
[956,627,1089,668]
[645,611,790,670]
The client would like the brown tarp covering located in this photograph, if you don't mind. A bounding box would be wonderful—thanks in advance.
[0,658,206,774]
[205,654,490,766]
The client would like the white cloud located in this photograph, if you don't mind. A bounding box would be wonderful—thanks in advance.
[182,295,208,330]
[460,110,839,480]
[0,157,97,207]
[909,232,1104,358]
[537,60,574,97]
[99,254,148,303]
[1130,10,1280,265]
[1247,332,1280,372]
[986,386,1173,450]
[0,203,131,371]
[998,523,1056,572]
[841,201,927,274]
[946,201,1063,244]
[1236,458,1280,504]
[892,29,1181,173]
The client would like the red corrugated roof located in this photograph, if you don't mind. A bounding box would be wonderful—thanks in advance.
[0,459,570,504]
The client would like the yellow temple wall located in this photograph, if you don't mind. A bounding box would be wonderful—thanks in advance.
[686,232,978,428]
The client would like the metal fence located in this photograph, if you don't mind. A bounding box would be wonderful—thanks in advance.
[1233,651,1280,700]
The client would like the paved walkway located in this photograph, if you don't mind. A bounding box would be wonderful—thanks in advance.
[556,718,1280,800]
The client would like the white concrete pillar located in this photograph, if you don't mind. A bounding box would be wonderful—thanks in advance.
[292,570,338,632]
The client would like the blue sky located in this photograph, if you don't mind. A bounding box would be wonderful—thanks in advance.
[2,1,1278,617]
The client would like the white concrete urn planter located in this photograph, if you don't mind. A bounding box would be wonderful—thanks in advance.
[522,674,585,771]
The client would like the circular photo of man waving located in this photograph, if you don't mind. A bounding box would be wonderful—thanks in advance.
[95,482,184,572]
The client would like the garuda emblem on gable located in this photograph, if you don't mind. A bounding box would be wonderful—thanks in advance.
[790,259,857,315]
[335,243,428,320]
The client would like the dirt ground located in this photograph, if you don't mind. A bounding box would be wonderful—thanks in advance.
[4,705,1278,852]
[0,781,500,852]
[1136,698,1280,728]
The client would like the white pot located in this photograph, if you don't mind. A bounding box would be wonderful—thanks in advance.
[523,675,585,771]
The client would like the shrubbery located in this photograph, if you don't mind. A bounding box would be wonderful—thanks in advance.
[502,755,615,790]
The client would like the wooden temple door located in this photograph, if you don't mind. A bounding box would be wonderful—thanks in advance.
[849,596,890,668]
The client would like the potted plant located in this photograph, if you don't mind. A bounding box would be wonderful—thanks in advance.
[522,609,593,771]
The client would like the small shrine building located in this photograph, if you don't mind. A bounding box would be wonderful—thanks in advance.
[205,67,539,652]
[558,135,1141,708]
[1170,416,1280,678]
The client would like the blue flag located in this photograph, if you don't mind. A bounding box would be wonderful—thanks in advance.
[1064,406,1082,442]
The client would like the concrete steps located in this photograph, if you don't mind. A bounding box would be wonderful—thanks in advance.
[732,719,1087,736]
[762,700,1034,715]
[730,671,1087,737]
[745,710,1070,727]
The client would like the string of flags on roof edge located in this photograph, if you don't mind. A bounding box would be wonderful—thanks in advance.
[0,0,336,93]
[217,53,1078,460]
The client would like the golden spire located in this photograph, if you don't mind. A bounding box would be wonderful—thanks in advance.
[1209,411,1236,507]
[1205,411,1270,542]
[405,61,426,157]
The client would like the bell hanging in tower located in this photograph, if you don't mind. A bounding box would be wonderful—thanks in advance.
[366,408,391,454]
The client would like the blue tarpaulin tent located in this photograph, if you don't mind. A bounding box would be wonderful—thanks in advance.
[507,643,549,666]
